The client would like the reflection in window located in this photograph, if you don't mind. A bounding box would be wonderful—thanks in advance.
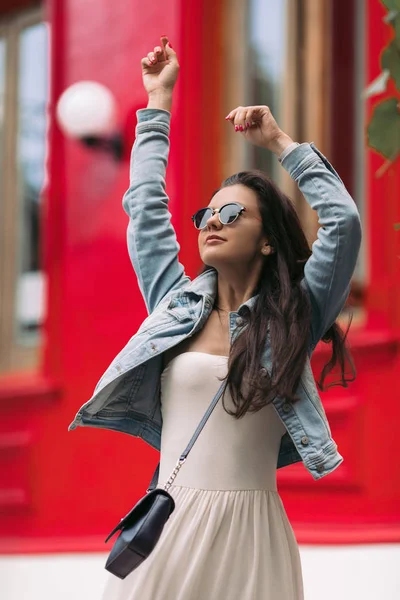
[15,22,48,342]
[246,0,287,181]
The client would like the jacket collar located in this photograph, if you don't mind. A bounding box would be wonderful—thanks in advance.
[184,268,258,313]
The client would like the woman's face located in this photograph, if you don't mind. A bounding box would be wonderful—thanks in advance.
[198,184,270,269]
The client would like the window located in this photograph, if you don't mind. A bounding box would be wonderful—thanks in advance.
[245,0,288,182]
[0,7,49,374]
[221,0,366,326]
[329,0,367,295]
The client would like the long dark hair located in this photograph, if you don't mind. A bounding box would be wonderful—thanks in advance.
[204,170,356,419]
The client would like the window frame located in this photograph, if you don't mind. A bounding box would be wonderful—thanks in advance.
[0,5,47,374]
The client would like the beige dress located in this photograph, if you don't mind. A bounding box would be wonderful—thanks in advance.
[101,352,304,600]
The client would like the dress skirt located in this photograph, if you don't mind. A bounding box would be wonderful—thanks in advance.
[101,352,304,600]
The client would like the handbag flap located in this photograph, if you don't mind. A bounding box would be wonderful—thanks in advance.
[105,489,175,543]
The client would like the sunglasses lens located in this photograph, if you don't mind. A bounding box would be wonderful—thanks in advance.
[220,204,240,224]
[193,208,213,229]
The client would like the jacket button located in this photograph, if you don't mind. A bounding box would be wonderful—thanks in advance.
[316,464,325,473]
[282,403,291,413]
[236,316,244,327]
[259,367,268,377]
[301,436,309,446]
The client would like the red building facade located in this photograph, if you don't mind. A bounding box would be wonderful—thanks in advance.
[0,0,399,558]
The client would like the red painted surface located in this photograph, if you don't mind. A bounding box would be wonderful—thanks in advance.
[0,0,399,554]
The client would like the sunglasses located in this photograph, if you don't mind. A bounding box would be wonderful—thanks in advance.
[191,202,247,230]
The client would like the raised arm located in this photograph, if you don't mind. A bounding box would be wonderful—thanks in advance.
[279,143,361,348]
[123,37,189,314]
[225,105,362,349]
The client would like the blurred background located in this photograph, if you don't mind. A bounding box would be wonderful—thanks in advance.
[0,0,399,598]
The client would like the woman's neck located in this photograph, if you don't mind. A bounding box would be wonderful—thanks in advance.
[215,267,261,312]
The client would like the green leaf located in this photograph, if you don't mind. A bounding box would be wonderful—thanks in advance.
[381,0,400,11]
[367,98,400,159]
[395,223,400,230]
[381,41,400,90]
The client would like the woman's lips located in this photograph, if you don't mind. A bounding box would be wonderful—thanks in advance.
[206,238,225,244]
[205,236,225,244]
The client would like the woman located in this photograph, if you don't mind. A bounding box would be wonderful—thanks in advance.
[70,36,362,599]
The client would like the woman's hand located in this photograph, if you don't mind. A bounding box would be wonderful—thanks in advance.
[225,105,294,156]
[141,36,179,101]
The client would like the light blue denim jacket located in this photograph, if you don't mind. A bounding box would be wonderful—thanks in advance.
[69,109,362,481]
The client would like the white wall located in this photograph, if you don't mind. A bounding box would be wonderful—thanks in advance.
[1,545,400,599]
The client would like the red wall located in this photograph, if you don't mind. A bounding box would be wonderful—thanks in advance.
[1,0,224,552]
[1,0,399,553]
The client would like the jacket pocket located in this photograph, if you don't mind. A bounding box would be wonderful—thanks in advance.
[166,298,193,323]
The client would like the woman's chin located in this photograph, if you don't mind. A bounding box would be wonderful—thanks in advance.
[201,247,225,264]
[201,250,232,271]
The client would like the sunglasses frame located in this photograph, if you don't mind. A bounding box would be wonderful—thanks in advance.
[191,202,247,230]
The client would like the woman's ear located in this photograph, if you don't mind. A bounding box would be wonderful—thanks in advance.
[261,244,275,255]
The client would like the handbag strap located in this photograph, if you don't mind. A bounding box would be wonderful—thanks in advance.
[146,379,227,493]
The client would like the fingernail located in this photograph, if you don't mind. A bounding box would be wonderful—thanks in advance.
[225,116,230,120]
[235,125,238,131]
[246,122,250,128]
[168,42,173,48]
[239,125,243,131]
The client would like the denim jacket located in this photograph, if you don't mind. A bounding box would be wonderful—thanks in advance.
[69,109,362,481]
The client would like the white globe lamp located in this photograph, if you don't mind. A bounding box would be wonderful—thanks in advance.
[56,81,123,160]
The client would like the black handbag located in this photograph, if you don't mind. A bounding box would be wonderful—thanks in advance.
[104,379,227,579]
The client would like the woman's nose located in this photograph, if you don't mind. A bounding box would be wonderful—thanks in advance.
[206,212,222,229]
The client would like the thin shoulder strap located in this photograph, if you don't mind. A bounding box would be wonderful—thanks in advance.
[147,462,160,492]
[147,380,227,492]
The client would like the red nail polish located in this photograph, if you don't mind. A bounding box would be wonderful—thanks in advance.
[235,126,238,131]
[168,41,173,48]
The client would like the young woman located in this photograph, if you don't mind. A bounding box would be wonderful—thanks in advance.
[70,36,362,599]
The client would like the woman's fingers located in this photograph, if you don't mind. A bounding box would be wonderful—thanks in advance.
[225,106,270,132]
[143,44,169,70]
[225,107,242,131]
[241,108,254,130]
[224,105,285,150]
[154,46,165,61]
[142,56,155,69]
[141,36,179,96]
[235,107,249,131]
[160,36,168,60]
[225,106,256,131]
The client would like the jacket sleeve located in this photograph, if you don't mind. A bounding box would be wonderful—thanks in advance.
[122,108,190,314]
[280,143,362,349]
